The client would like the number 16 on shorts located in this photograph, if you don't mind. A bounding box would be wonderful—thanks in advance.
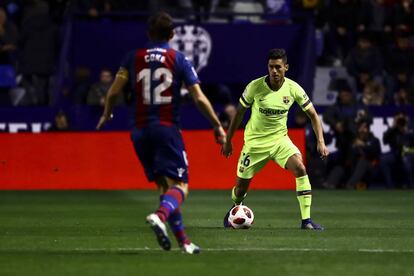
[239,152,250,173]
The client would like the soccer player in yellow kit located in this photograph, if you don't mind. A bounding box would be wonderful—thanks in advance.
[221,48,329,230]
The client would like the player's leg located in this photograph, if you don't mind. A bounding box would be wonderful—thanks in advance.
[285,154,324,230]
[130,127,173,250]
[145,126,200,253]
[223,177,251,227]
[232,177,251,204]
[149,177,199,254]
[224,149,268,228]
[272,136,323,230]
[161,179,200,254]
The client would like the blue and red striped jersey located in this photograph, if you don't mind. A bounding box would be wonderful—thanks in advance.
[120,42,200,128]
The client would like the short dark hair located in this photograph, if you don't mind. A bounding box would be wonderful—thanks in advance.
[268,48,287,64]
[147,11,174,42]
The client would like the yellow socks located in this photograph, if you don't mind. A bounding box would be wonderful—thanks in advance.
[296,175,312,220]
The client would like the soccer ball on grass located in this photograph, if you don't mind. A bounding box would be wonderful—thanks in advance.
[227,204,254,229]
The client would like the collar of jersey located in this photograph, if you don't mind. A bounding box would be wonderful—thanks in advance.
[263,76,286,92]
[147,41,170,49]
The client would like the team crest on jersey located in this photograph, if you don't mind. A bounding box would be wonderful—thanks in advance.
[283,96,290,104]
[239,166,245,173]
[170,25,212,72]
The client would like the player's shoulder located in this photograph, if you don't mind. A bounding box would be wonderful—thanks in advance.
[284,77,301,87]
[165,46,183,58]
[247,76,266,89]
[168,48,191,66]
[284,77,305,94]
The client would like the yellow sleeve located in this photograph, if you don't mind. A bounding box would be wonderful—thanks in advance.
[239,83,254,108]
[293,82,312,111]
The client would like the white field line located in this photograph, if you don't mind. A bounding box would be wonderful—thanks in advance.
[1,247,413,253]
[63,247,414,253]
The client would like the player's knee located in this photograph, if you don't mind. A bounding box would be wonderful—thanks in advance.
[293,163,307,177]
[297,164,307,177]
[174,182,189,198]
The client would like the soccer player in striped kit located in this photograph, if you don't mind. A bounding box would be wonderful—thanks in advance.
[97,12,226,254]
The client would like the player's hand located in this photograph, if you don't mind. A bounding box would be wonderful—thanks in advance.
[317,142,329,160]
[221,141,233,158]
[214,126,226,145]
[96,114,113,130]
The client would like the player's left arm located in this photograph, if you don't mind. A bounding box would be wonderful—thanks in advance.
[304,105,330,160]
[96,67,128,130]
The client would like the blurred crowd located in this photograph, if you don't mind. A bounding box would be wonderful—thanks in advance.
[314,0,414,106]
[294,94,414,190]
[1,0,413,107]
[0,0,413,188]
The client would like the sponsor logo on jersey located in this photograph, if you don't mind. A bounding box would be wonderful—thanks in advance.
[259,107,287,116]
[171,25,212,73]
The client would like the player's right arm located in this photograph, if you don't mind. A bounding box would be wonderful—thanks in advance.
[221,83,253,157]
[221,103,247,158]
[187,84,226,144]
[96,67,128,130]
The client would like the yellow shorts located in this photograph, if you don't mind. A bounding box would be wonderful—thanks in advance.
[236,135,301,179]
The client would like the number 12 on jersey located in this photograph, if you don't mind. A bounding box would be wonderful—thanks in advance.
[137,68,173,104]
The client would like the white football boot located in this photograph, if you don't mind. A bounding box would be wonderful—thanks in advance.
[146,213,171,250]
[181,242,201,254]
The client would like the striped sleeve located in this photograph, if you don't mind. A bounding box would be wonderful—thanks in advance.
[239,94,251,108]
[293,82,312,111]
[239,83,253,108]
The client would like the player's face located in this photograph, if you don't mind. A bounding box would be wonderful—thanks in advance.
[268,59,288,82]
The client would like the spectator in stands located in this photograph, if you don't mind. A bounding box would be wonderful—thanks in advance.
[18,0,58,105]
[203,83,233,105]
[0,7,18,65]
[384,31,414,103]
[87,68,123,106]
[356,0,393,47]
[345,120,381,189]
[292,108,331,188]
[361,76,386,105]
[381,111,414,188]
[48,110,72,131]
[323,0,358,66]
[344,33,384,92]
[71,66,92,105]
[219,103,237,130]
[0,7,18,106]
[70,0,115,17]
[389,0,414,33]
[394,85,413,105]
[322,80,372,188]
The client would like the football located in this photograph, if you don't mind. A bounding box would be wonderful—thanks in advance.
[227,204,254,229]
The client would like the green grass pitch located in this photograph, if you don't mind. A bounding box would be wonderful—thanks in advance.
[0,190,413,276]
